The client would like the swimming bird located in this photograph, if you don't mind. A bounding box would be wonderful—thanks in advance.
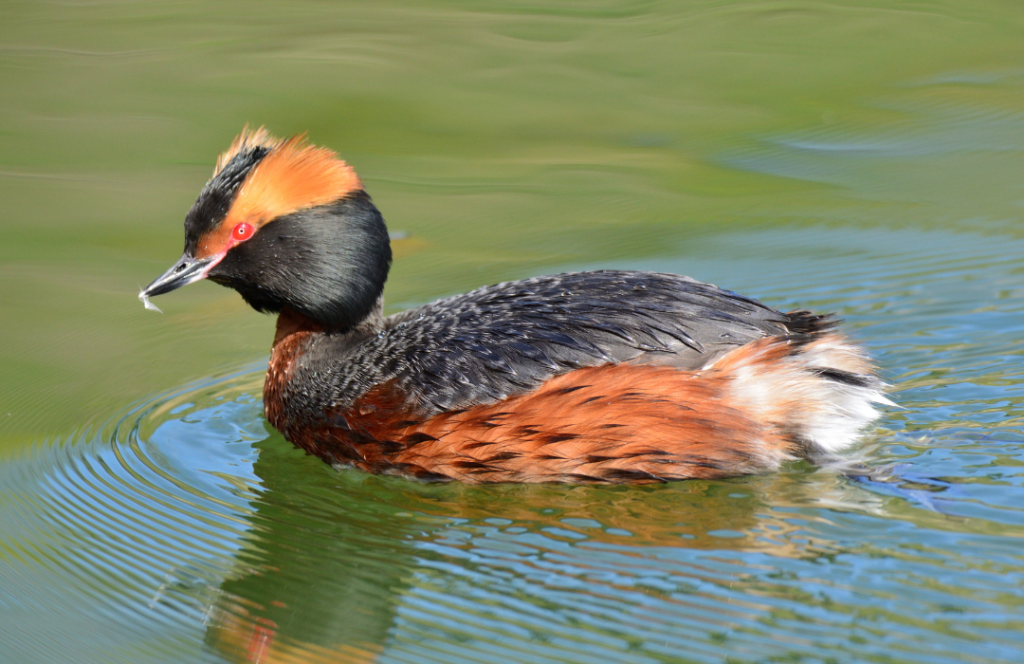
[140,127,888,484]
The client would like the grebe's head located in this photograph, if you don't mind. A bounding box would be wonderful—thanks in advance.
[141,127,391,329]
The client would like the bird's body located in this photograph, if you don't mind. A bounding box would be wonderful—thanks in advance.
[143,128,888,484]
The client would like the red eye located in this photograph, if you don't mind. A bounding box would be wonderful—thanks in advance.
[232,222,254,242]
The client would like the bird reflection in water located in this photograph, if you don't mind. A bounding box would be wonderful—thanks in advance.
[201,432,880,663]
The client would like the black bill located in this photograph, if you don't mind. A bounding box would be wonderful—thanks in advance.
[140,253,219,299]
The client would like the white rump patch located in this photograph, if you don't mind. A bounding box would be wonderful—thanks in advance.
[726,334,889,459]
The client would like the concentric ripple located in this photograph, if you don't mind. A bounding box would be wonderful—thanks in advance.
[0,368,268,664]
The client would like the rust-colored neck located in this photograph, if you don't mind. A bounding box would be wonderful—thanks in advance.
[264,308,323,430]
[272,307,324,347]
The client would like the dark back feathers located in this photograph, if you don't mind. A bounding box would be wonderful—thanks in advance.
[291,271,817,420]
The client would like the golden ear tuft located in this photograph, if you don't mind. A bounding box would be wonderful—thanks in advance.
[194,128,364,260]
[227,134,362,223]
[213,125,284,177]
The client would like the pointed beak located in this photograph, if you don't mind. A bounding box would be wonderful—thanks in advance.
[140,253,221,299]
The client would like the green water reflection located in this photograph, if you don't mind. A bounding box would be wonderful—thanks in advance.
[3,1,1024,663]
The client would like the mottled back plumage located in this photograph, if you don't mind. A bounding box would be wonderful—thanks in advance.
[278,270,827,423]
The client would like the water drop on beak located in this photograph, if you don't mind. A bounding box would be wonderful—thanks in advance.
[139,290,164,314]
